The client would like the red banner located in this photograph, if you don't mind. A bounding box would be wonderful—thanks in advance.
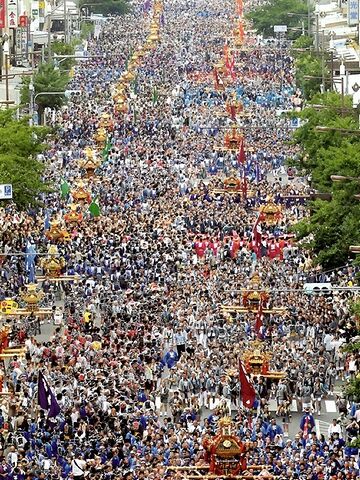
[0,0,5,28]
[239,360,256,408]
[19,14,28,26]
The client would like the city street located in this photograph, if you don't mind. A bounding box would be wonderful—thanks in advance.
[0,0,358,477]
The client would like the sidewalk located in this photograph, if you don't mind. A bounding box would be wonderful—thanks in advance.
[0,66,32,108]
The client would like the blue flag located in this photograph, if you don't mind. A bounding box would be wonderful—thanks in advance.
[38,371,61,418]
[255,162,261,183]
[44,211,51,231]
[25,241,36,283]
[143,0,151,12]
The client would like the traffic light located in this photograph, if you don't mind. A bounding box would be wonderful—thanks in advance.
[303,283,332,296]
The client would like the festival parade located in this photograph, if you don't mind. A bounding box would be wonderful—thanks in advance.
[0,0,359,477]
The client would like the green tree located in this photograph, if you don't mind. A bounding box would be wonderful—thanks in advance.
[52,40,77,71]
[79,0,130,15]
[292,35,313,49]
[291,93,360,268]
[0,110,50,209]
[80,21,95,40]
[20,62,70,123]
[292,92,357,188]
[246,0,308,38]
[295,52,323,99]
[345,376,360,403]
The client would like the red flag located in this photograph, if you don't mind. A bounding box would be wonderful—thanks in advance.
[0,0,5,28]
[239,359,256,408]
[213,67,220,90]
[224,44,230,69]
[237,138,246,165]
[255,304,263,334]
[228,54,236,81]
[242,170,247,200]
[239,21,244,41]
[254,224,262,258]
[251,213,262,258]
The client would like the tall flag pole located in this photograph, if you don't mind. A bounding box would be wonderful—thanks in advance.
[25,240,36,284]
[251,213,262,258]
[213,67,220,90]
[102,136,112,162]
[38,371,61,418]
[224,44,230,69]
[89,196,101,218]
[239,359,256,408]
[143,0,151,13]
[60,178,70,199]
[152,86,159,106]
[255,303,263,336]
[237,138,246,165]
[228,54,236,81]
[238,21,245,42]
[242,169,248,201]
[255,161,261,183]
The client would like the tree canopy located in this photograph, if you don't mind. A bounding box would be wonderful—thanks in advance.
[0,110,50,209]
[20,61,70,122]
[291,92,360,268]
[52,40,77,71]
[79,0,130,15]
[246,0,308,38]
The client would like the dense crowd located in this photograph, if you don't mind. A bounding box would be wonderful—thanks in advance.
[0,0,359,478]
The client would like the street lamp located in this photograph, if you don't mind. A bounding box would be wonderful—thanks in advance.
[316,126,360,135]
[331,175,360,201]
[331,175,360,182]
[287,12,312,37]
[29,80,35,126]
[28,89,68,125]
[0,34,9,81]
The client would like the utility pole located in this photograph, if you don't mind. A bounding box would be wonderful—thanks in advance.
[5,54,9,108]
[0,36,3,81]
[321,30,325,92]
[47,15,52,60]
[64,0,67,43]
[29,79,34,126]
[0,34,8,82]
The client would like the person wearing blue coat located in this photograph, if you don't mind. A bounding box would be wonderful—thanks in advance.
[163,348,179,369]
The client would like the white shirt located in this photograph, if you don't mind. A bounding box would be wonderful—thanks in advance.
[71,458,86,476]
[328,423,342,438]
[7,452,17,467]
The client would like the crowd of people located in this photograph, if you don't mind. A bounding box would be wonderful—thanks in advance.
[0,0,359,478]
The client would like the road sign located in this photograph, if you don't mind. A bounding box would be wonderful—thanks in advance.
[19,14,28,26]
[0,184,12,200]
[348,0,359,26]
[273,25,287,33]
[1,299,18,314]
[15,27,27,64]
[303,283,332,295]
[7,0,18,29]
[0,0,5,28]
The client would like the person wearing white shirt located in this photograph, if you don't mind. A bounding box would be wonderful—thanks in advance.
[71,455,87,479]
[6,446,17,467]
[328,419,343,439]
